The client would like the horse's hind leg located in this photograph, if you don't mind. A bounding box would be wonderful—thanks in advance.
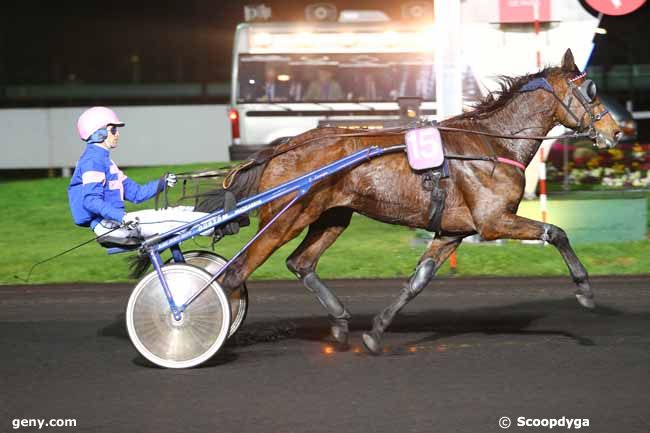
[362,235,463,355]
[286,208,354,346]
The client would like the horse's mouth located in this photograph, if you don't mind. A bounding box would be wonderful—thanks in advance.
[593,131,618,149]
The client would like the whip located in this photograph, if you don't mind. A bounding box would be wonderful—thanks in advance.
[13,224,132,284]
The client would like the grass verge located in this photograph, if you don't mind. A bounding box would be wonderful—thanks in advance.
[1,164,648,285]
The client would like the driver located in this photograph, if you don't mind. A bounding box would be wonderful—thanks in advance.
[68,106,211,244]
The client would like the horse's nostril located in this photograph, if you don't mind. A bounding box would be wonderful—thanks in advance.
[614,131,623,142]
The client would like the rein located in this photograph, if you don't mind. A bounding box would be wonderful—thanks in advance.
[243,124,587,164]
[436,125,590,141]
[279,124,590,147]
[224,122,584,187]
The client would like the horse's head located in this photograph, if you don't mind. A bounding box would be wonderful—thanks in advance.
[548,49,621,149]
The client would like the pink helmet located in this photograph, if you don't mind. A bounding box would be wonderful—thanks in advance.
[77,107,125,140]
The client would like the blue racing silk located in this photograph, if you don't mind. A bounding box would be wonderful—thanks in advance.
[68,144,162,228]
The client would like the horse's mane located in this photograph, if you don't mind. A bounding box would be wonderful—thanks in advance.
[457,66,557,120]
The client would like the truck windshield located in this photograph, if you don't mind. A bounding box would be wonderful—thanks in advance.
[237,53,479,103]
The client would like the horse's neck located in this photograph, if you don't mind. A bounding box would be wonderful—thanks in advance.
[473,92,557,167]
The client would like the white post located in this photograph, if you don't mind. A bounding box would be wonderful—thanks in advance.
[430,0,463,253]
[434,0,463,121]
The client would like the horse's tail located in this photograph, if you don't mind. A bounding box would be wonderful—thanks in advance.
[127,253,152,280]
[194,161,266,213]
[127,162,268,280]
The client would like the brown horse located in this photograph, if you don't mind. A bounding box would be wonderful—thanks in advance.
[202,49,621,354]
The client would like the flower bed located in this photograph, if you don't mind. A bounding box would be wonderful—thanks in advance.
[546,140,650,188]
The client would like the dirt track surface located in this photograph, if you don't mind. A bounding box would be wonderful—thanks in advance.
[1,275,649,433]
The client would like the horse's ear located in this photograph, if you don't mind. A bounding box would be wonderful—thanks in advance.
[561,48,578,72]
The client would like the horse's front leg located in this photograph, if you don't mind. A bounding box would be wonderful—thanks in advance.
[478,214,595,309]
[362,235,463,354]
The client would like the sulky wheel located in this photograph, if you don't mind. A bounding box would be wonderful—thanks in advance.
[126,263,231,369]
[166,250,248,338]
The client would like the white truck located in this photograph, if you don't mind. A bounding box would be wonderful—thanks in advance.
[227,10,479,160]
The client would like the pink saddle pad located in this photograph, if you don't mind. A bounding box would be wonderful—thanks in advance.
[405,127,444,170]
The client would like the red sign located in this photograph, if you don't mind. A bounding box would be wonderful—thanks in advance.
[585,0,646,16]
[499,0,551,23]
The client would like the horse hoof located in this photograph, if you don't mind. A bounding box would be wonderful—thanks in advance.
[331,325,349,346]
[576,293,596,309]
[362,332,382,355]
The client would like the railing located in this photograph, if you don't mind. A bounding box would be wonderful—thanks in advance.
[0,82,230,107]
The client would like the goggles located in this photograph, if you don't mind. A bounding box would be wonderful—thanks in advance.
[574,79,597,105]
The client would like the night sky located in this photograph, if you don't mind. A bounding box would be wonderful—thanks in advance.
[1,0,648,85]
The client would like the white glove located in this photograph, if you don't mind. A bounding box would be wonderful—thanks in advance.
[166,173,177,188]
[122,214,138,229]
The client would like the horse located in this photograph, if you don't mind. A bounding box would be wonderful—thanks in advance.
[189,49,620,354]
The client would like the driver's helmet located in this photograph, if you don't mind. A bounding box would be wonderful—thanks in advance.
[77,107,125,141]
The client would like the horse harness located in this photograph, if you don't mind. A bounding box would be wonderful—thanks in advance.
[420,160,449,235]
[418,121,523,237]
[519,72,608,141]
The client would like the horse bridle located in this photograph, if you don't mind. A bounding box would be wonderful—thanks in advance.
[550,72,609,140]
